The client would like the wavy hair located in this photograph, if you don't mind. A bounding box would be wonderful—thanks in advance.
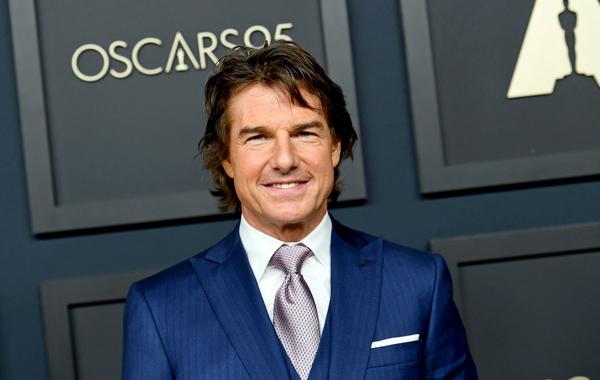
[199,41,357,212]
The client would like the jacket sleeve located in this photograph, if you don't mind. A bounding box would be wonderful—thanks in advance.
[122,283,174,380]
[424,254,478,379]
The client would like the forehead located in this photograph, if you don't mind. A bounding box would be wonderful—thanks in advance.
[226,84,325,130]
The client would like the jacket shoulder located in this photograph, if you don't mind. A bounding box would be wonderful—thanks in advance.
[334,219,441,265]
[132,259,195,295]
[380,239,446,284]
[334,220,444,278]
[133,227,239,292]
[129,230,234,299]
[332,220,379,249]
[382,239,440,267]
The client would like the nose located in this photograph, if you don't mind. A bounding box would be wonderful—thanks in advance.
[270,133,299,173]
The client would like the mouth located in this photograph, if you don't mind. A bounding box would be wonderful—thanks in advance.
[264,180,308,190]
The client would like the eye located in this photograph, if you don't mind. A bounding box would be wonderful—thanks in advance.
[297,131,318,139]
[246,134,266,143]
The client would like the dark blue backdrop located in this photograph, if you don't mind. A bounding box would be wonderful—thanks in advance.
[1,0,599,379]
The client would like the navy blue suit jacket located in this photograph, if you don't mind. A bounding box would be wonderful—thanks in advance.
[123,221,477,379]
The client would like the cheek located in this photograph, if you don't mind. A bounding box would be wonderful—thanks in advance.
[312,158,336,182]
[234,155,263,180]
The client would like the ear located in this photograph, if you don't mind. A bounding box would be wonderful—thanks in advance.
[331,140,341,168]
[222,159,234,178]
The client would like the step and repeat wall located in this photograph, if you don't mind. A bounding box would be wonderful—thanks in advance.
[401,0,600,378]
[401,1,600,378]
[10,0,364,378]
[10,0,366,234]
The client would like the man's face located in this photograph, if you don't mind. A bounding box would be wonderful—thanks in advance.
[222,84,341,240]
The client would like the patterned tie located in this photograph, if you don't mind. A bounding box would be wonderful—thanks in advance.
[270,244,321,380]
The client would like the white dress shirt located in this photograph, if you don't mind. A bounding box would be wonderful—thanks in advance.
[239,213,332,332]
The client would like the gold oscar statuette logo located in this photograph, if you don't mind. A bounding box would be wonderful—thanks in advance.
[507,0,600,99]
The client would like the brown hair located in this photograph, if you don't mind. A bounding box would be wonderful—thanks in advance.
[199,41,357,212]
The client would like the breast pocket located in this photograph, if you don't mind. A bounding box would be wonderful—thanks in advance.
[367,340,420,368]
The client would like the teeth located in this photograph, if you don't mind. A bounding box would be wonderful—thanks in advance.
[272,182,300,189]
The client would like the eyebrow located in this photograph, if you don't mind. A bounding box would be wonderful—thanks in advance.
[291,121,325,133]
[237,121,325,137]
[237,126,268,137]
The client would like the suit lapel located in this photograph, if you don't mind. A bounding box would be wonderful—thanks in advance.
[328,225,383,380]
[190,228,290,380]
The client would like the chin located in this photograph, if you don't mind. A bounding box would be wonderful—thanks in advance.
[269,212,310,226]
[264,206,312,225]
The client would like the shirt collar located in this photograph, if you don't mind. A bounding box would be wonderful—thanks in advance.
[239,213,332,281]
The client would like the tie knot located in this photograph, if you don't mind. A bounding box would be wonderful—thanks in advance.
[270,244,312,275]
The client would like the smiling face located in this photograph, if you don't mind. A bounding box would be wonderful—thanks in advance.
[222,84,341,241]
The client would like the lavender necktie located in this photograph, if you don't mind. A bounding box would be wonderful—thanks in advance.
[270,244,320,380]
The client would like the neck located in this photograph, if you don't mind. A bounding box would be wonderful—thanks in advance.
[241,210,327,242]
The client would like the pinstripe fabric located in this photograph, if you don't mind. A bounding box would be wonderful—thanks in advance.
[123,232,288,380]
[123,221,477,380]
[123,263,252,379]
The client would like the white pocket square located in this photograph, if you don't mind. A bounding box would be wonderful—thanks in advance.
[371,334,420,348]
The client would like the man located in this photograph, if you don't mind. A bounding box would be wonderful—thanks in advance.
[123,42,477,379]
